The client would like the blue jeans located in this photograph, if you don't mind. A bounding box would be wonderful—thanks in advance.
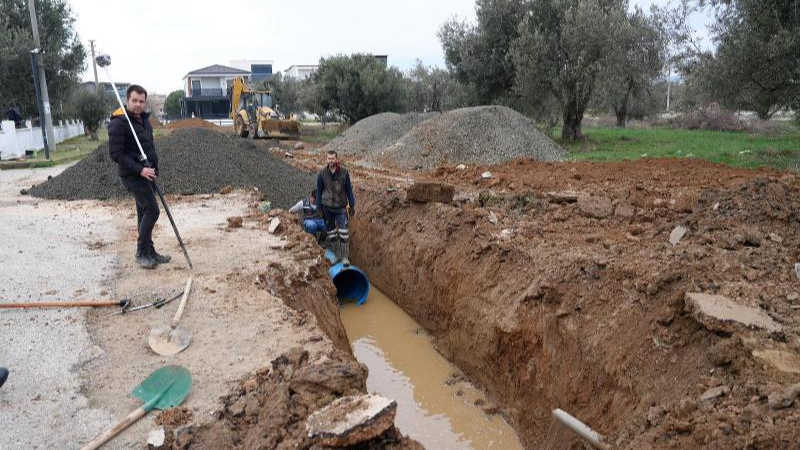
[321,206,348,231]
[303,218,326,235]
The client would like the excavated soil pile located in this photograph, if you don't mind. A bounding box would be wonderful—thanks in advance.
[322,112,439,156]
[29,128,314,209]
[322,106,565,170]
[165,118,220,130]
[351,158,800,450]
[166,348,422,450]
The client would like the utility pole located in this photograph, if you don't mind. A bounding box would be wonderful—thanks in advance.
[89,40,100,93]
[27,0,56,155]
[666,66,671,113]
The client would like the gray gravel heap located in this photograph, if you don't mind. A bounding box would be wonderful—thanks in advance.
[29,128,315,209]
[380,106,567,169]
[322,112,439,156]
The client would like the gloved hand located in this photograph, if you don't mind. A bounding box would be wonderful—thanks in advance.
[349,207,356,217]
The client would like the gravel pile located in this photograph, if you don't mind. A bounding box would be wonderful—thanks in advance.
[381,106,566,169]
[29,128,315,209]
[322,112,439,156]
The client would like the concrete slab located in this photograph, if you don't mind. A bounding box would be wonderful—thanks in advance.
[684,293,782,333]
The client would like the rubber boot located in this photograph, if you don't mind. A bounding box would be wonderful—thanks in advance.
[149,245,172,264]
[327,230,340,263]
[339,228,351,267]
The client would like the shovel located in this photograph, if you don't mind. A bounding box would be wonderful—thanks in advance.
[149,276,193,356]
[79,365,192,450]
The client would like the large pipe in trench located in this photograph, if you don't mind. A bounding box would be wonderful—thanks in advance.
[325,249,370,305]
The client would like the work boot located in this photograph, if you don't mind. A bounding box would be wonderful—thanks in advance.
[135,251,157,270]
[150,246,172,264]
[0,367,8,388]
[339,228,351,267]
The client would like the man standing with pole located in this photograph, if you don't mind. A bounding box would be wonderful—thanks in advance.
[108,85,170,269]
[317,150,355,266]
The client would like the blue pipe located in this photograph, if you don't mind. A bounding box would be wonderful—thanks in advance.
[325,249,370,305]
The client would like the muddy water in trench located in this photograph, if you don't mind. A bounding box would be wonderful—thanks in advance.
[340,286,524,450]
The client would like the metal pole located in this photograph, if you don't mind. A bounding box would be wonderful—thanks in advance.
[29,50,49,158]
[89,40,100,93]
[666,66,671,112]
[28,0,55,156]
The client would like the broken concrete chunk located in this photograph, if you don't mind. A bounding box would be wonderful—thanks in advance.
[669,225,688,246]
[752,349,800,374]
[306,394,397,447]
[147,426,166,447]
[768,383,800,410]
[481,171,493,179]
[795,263,800,281]
[488,211,499,225]
[699,385,730,402]
[294,141,305,150]
[456,164,467,170]
[406,182,455,204]
[769,232,783,243]
[577,195,613,218]
[684,293,782,333]
[614,202,635,218]
[268,218,281,234]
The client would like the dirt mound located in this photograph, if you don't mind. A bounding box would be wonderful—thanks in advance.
[29,128,314,209]
[322,112,439,156]
[351,158,800,450]
[382,106,566,169]
[167,348,422,450]
[165,118,220,130]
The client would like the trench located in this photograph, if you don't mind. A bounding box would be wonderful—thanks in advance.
[340,285,524,450]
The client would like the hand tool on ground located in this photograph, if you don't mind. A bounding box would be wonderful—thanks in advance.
[0,299,130,310]
[109,291,182,316]
[94,53,193,270]
[149,277,193,356]
[78,365,191,450]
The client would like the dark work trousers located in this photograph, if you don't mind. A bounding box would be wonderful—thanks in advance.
[321,205,348,231]
[121,176,160,255]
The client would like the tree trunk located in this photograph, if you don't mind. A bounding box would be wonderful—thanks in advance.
[615,105,627,127]
[90,131,98,141]
[561,99,585,140]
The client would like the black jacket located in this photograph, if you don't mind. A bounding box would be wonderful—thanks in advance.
[108,108,158,178]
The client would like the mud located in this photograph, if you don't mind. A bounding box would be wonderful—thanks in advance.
[350,157,800,449]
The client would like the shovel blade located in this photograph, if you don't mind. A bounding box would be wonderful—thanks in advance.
[149,325,192,356]
[133,365,192,411]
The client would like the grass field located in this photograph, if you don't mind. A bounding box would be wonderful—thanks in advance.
[559,126,800,171]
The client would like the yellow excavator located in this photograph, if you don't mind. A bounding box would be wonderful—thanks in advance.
[229,77,299,139]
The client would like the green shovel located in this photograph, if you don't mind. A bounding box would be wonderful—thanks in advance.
[79,365,192,450]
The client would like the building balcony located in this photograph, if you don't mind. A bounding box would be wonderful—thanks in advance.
[189,88,231,98]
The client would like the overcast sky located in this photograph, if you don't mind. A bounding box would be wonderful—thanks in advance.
[70,0,712,95]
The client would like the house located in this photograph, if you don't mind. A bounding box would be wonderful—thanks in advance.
[229,60,274,83]
[284,64,318,80]
[81,81,130,100]
[180,64,251,119]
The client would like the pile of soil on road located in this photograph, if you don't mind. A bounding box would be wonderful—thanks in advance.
[165,118,220,130]
[322,106,566,170]
[28,128,314,209]
[166,348,422,450]
[351,158,800,450]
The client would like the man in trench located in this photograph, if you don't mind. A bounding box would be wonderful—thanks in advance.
[316,150,355,266]
[108,85,170,269]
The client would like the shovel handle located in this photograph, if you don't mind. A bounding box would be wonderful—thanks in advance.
[171,276,193,328]
[79,405,148,450]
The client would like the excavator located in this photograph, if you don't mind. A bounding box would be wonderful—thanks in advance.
[229,77,299,139]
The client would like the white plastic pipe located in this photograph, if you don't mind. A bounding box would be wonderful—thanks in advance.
[552,408,611,450]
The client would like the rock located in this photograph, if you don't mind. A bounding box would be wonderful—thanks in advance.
[700,386,730,403]
[481,171,493,179]
[669,225,688,246]
[752,349,800,374]
[685,293,782,333]
[547,191,580,204]
[456,164,467,170]
[488,211,499,225]
[768,383,800,410]
[577,195,613,218]
[406,182,455,204]
[306,394,397,446]
[787,293,799,302]
[294,141,305,150]
[227,216,243,228]
[19,188,28,195]
[674,398,698,419]
[284,152,294,158]
[220,185,233,195]
[647,406,666,426]
[268,218,281,234]
[147,427,166,447]
[795,263,800,281]
[614,202,635,218]
[769,233,783,243]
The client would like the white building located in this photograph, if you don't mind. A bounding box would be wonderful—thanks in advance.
[284,65,318,81]
[180,64,251,119]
